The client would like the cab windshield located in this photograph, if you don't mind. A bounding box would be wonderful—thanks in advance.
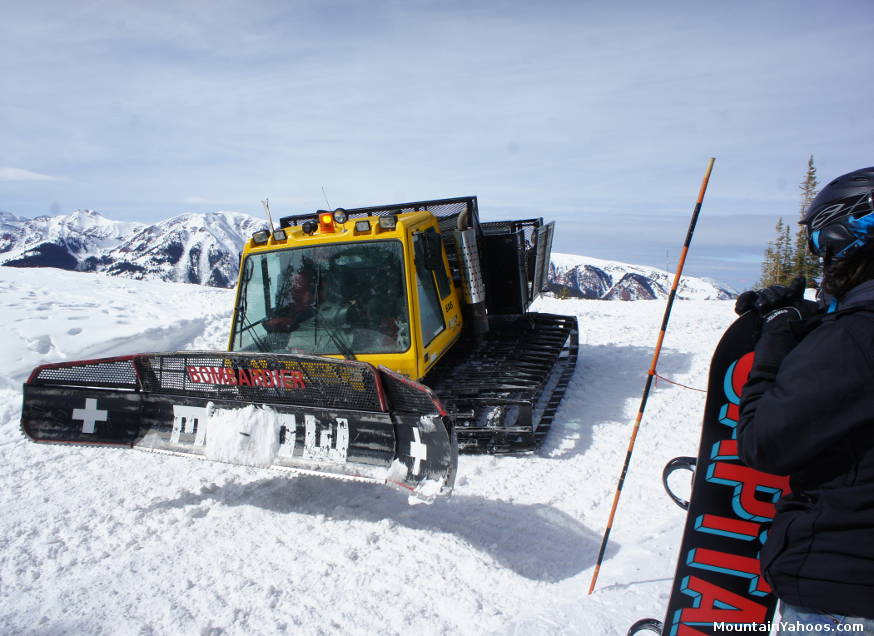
[231,240,410,356]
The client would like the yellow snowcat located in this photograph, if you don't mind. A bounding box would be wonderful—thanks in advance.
[21,197,577,501]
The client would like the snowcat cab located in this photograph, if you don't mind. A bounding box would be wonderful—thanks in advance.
[20,197,577,502]
[230,209,460,381]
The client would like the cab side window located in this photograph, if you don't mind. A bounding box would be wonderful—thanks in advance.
[413,230,446,347]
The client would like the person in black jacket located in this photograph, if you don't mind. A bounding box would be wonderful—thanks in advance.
[737,166,874,632]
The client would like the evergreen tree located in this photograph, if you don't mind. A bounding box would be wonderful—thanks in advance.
[759,218,789,286]
[795,155,821,284]
[760,239,778,286]
[799,154,819,214]
[758,156,821,286]
[792,228,813,282]
[780,220,793,277]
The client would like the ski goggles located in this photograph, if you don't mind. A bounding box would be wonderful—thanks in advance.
[806,222,857,258]
[805,191,874,258]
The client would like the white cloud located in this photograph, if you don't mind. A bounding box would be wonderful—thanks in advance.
[0,167,67,182]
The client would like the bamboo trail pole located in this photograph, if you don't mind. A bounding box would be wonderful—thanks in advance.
[587,157,716,595]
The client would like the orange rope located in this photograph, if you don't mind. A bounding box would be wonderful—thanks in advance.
[650,370,706,393]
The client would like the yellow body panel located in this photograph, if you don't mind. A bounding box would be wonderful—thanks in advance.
[229,210,463,381]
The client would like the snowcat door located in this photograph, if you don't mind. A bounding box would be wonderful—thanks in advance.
[408,223,463,379]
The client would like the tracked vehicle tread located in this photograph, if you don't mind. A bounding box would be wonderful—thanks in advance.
[424,312,578,453]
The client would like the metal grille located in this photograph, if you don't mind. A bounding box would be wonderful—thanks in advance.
[280,197,478,234]
[139,352,384,411]
[378,368,443,415]
[32,358,139,389]
[481,218,553,305]
[480,218,540,244]
[28,352,387,413]
[532,221,555,298]
[342,197,478,226]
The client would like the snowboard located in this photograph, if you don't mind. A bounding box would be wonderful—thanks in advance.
[630,310,791,635]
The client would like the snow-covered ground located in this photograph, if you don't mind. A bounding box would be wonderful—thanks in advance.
[0,267,736,635]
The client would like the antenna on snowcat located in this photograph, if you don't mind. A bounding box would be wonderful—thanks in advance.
[321,186,332,210]
[261,198,276,234]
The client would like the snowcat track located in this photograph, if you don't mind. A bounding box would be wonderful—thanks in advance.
[424,312,579,453]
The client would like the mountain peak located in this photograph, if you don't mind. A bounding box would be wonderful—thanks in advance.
[0,211,26,224]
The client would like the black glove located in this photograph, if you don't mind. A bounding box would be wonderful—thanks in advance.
[735,276,807,315]
[734,289,759,315]
[750,312,804,379]
[750,283,822,378]
[762,305,806,326]
[736,277,822,378]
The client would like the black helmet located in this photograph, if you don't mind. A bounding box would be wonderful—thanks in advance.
[801,166,874,261]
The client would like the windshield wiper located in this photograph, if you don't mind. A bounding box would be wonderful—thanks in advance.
[235,302,270,353]
[315,308,356,360]
[310,267,356,360]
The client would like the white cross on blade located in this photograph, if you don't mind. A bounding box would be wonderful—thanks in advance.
[72,398,108,434]
[409,426,428,476]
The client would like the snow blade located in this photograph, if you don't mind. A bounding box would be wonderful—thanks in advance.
[21,351,457,502]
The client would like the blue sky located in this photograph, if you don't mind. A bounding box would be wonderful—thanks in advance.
[2,1,873,289]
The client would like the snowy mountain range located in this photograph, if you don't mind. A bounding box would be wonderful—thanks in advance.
[0,209,263,287]
[0,209,735,297]
[549,253,736,300]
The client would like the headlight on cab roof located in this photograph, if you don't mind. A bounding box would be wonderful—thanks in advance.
[378,215,398,230]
